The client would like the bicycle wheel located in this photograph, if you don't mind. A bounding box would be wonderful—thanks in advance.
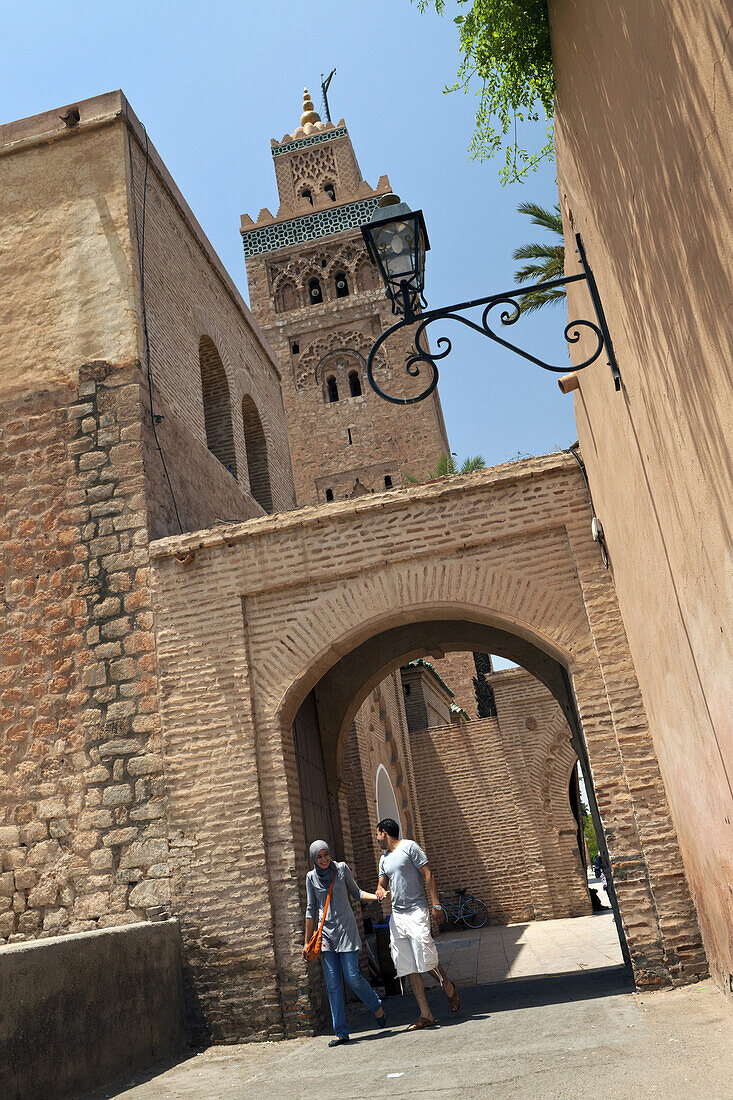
[461,895,489,929]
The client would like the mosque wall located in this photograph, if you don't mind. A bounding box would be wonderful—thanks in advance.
[552,0,733,996]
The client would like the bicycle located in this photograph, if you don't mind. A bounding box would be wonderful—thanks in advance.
[438,888,489,929]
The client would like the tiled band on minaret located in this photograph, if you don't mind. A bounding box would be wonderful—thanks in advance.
[242,90,450,506]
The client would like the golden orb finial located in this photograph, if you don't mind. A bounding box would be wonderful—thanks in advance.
[300,87,321,127]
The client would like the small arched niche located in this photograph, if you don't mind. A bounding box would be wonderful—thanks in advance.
[375,764,402,837]
[348,370,362,397]
[242,395,273,513]
[199,336,237,477]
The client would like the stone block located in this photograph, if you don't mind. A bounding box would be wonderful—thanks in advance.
[84,765,110,784]
[12,866,37,893]
[128,879,170,908]
[0,826,20,847]
[126,755,164,777]
[37,798,67,819]
[90,849,114,870]
[0,911,15,938]
[74,892,110,919]
[20,822,48,844]
[42,907,70,931]
[17,910,42,933]
[27,877,59,908]
[98,739,140,757]
[129,801,166,821]
[103,827,139,847]
[0,872,14,897]
[27,840,60,867]
[119,839,167,869]
[3,848,27,871]
[102,785,133,807]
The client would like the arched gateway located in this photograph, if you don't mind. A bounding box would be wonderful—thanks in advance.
[149,452,706,1042]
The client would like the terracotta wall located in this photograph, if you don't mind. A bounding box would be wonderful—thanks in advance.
[551,0,733,994]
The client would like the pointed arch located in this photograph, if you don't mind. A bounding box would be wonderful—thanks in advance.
[199,336,236,476]
[242,396,273,513]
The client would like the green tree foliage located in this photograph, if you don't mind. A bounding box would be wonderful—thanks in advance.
[418,1,555,183]
[580,799,598,863]
[404,452,486,483]
[513,200,566,313]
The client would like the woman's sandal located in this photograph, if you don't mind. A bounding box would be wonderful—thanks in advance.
[407,1016,436,1031]
[446,982,461,1013]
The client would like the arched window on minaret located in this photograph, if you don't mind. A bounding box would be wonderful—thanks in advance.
[334,272,349,298]
[326,376,339,403]
[355,257,379,292]
[348,370,362,397]
[323,182,336,202]
[301,187,313,205]
[308,277,323,305]
[275,279,298,313]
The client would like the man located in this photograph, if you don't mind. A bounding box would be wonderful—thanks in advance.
[375,818,460,1029]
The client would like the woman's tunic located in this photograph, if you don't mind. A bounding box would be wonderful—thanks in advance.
[305,862,363,953]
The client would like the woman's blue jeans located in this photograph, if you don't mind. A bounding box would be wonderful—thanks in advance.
[321,949,382,1038]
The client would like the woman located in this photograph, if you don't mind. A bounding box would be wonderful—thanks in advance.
[304,839,387,1046]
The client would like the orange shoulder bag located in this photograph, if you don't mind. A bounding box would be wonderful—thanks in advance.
[305,876,335,961]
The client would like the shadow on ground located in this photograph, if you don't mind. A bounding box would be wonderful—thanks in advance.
[87,965,632,1096]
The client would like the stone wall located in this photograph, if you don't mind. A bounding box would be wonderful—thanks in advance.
[0,919,184,1100]
[0,364,171,941]
[551,0,733,995]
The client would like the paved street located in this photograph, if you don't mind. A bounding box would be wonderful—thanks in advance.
[96,974,733,1099]
[92,907,731,1100]
[431,908,623,988]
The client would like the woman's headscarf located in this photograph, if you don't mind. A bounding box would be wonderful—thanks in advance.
[309,839,336,885]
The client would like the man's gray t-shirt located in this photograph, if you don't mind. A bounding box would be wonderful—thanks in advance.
[379,840,429,913]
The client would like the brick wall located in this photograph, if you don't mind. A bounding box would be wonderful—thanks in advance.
[150,454,708,1035]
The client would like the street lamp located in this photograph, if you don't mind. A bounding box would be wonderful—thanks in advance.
[361,194,429,322]
[363,200,621,406]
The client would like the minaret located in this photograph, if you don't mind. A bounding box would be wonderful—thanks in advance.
[241,90,450,506]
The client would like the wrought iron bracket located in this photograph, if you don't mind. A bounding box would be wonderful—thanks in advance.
[366,233,621,405]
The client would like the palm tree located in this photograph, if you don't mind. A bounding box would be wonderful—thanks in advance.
[404,453,486,484]
[513,201,566,314]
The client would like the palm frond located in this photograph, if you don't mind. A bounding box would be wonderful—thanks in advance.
[514,287,567,314]
[514,201,566,313]
[460,455,486,473]
[516,201,564,237]
[513,243,565,262]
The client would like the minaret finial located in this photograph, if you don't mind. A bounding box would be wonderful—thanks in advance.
[300,87,321,128]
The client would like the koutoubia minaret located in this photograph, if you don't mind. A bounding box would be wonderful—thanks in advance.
[242,89,450,506]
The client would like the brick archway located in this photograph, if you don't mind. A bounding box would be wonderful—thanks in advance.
[150,454,707,1040]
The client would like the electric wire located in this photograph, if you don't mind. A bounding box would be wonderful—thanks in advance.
[127,124,184,534]
[565,442,609,568]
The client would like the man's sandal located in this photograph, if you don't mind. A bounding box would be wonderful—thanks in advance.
[407,1016,436,1030]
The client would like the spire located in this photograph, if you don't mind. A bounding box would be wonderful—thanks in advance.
[300,88,321,127]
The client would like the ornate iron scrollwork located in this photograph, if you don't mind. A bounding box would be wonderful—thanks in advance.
[366,233,621,406]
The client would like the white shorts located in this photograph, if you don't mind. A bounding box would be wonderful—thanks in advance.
[389,906,440,977]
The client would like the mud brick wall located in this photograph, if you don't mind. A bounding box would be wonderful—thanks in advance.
[0,364,169,942]
[126,132,296,533]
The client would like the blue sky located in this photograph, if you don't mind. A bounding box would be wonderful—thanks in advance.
[3,0,577,467]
